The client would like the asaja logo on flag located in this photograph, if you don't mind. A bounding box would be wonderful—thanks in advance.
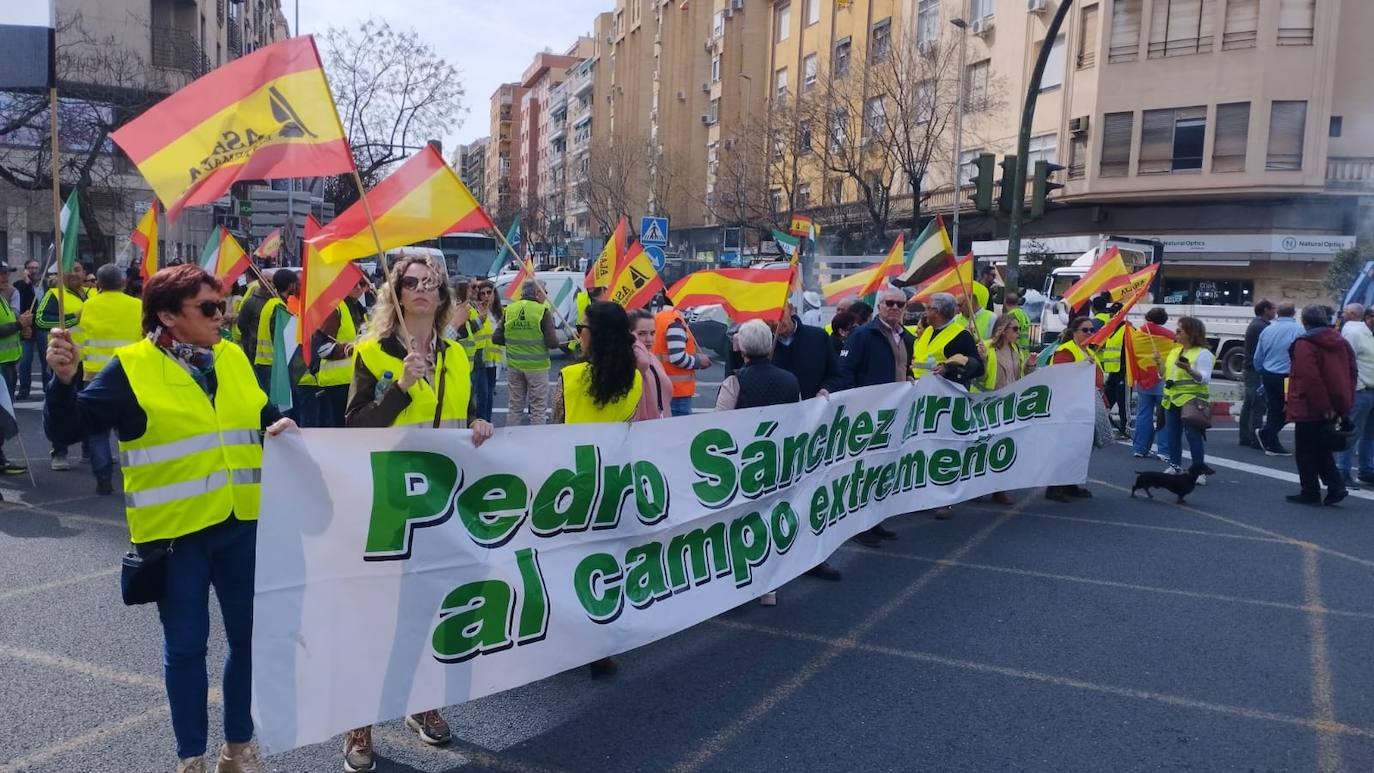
[187,87,317,185]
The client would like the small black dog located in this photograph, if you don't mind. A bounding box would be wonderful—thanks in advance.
[1130,469,1204,503]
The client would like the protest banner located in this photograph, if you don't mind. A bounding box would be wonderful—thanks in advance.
[252,362,1096,751]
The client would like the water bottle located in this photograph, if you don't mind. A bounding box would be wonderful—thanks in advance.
[374,370,394,399]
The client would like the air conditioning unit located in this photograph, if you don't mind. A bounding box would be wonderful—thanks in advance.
[731,0,743,9]
[702,81,711,92]
[677,90,687,101]
[701,114,712,124]
[1027,0,1047,13]
[705,39,714,52]
[722,6,733,18]
[971,17,993,36]
[1069,116,1089,134]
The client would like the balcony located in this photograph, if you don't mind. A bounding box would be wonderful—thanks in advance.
[548,124,567,143]
[151,26,209,75]
[227,20,242,57]
[1326,157,1374,193]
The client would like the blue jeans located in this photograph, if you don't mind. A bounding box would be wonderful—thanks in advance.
[1132,389,1170,458]
[472,365,496,422]
[1259,373,1288,449]
[18,332,46,397]
[142,517,256,759]
[1166,406,1206,471]
[88,430,113,480]
[670,396,694,417]
[1338,388,1374,477]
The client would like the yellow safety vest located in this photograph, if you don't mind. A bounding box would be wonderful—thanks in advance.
[355,338,472,428]
[503,299,551,372]
[561,361,643,424]
[954,310,995,341]
[117,338,266,543]
[978,342,1024,392]
[0,296,20,365]
[911,323,961,379]
[1057,339,1089,364]
[254,297,285,366]
[79,290,143,379]
[36,286,85,334]
[575,291,592,325]
[300,302,358,388]
[1163,345,1209,409]
[1093,312,1125,373]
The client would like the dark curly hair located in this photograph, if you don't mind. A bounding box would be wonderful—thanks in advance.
[583,301,638,408]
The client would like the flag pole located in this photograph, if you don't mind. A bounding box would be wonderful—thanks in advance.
[48,87,65,328]
[348,169,419,350]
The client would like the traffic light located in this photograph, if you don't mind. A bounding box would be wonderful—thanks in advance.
[971,152,996,213]
[997,154,1018,214]
[1031,159,1066,219]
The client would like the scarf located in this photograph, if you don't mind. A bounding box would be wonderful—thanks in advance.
[154,328,215,393]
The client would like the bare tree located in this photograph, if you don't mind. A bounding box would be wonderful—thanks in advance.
[575,136,647,238]
[704,104,807,234]
[320,19,464,210]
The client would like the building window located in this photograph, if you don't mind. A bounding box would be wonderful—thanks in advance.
[774,68,788,101]
[797,183,811,208]
[1100,111,1134,177]
[712,10,725,38]
[770,189,783,213]
[1277,0,1315,45]
[1148,0,1216,58]
[1222,0,1258,49]
[772,128,784,160]
[708,97,720,124]
[1109,0,1142,62]
[1162,277,1253,305]
[803,54,818,91]
[917,0,939,47]
[958,148,983,185]
[824,178,844,205]
[806,0,820,26]
[829,108,848,153]
[711,54,721,83]
[1139,106,1205,173]
[870,18,892,62]
[630,0,640,28]
[776,3,791,42]
[970,0,994,21]
[833,38,851,78]
[800,121,813,152]
[1212,101,1249,172]
[1077,5,1099,68]
[1330,116,1343,137]
[916,80,933,123]
[614,10,624,38]
[863,96,885,140]
[1266,100,1307,170]
[1069,133,1089,179]
[1027,133,1059,166]
[964,60,990,111]
[1040,37,1066,90]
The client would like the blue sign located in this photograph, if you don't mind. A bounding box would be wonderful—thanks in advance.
[644,245,667,271]
[639,216,669,246]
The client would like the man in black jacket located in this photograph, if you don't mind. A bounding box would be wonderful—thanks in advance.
[1239,298,1275,448]
[772,302,845,399]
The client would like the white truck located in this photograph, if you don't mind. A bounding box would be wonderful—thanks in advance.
[1038,238,1251,380]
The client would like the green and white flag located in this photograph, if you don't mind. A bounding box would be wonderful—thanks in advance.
[58,189,79,272]
[772,229,800,257]
[268,306,299,410]
[199,225,224,273]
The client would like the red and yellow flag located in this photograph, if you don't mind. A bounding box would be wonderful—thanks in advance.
[308,145,494,265]
[200,226,252,287]
[1062,247,1129,312]
[254,227,283,259]
[667,268,794,322]
[504,256,537,301]
[912,255,975,301]
[1124,321,1178,388]
[789,214,816,238]
[585,216,627,289]
[607,241,663,310]
[111,36,355,221]
[821,235,907,304]
[299,215,365,365]
[130,201,159,283]
[857,234,905,298]
[1087,262,1160,347]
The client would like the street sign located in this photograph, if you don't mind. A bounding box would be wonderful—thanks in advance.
[639,216,668,246]
[644,245,666,271]
[238,200,252,217]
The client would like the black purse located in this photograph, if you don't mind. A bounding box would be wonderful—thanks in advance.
[120,541,173,606]
[1323,417,1355,453]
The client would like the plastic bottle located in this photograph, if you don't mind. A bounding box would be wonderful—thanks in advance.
[374,370,394,399]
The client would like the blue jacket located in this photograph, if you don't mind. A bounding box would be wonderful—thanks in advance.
[772,318,845,399]
[839,319,914,389]
[1252,316,1302,376]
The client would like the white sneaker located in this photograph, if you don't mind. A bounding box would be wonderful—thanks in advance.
[1164,464,1183,475]
[49,455,70,471]
[759,592,777,606]
[1195,474,1207,486]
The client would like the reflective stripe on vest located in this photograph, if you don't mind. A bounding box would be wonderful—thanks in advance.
[911,324,961,379]
[0,297,19,364]
[254,297,285,366]
[79,291,143,378]
[1163,345,1209,408]
[355,338,472,426]
[652,309,698,398]
[117,338,266,543]
[502,300,551,372]
[36,287,84,332]
[314,302,358,388]
[1098,322,1126,373]
[562,361,642,424]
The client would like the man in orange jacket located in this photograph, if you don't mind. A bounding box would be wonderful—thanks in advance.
[652,305,712,417]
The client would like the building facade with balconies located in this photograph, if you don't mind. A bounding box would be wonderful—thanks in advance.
[485,82,525,222]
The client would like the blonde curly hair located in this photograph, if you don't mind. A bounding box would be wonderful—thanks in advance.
[365,252,454,343]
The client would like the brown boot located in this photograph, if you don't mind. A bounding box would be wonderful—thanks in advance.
[216,741,263,773]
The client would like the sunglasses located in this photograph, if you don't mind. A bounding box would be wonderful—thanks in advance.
[185,299,226,318]
[399,274,443,291]
[881,300,905,309]
[1076,326,1093,334]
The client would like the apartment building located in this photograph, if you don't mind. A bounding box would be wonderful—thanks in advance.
[564,54,601,253]
[485,83,525,221]
[514,44,591,253]
[769,0,1374,303]
[1,0,289,266]
[455,138,489,206]
[703,0,773,228]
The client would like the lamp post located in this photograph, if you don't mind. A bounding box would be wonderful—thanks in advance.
[949,13,969,256]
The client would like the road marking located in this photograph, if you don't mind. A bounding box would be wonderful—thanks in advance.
[0,566,120,602]
[0,502,127,531]
[1115,441,1374,503]
[0,642,168,692]
[839,547,1374,622]
[669,503,1022,773]
[373,727,570,773]
[1302,547,1343,772]
[1016,509,1293,544]
[712,617,1374,741]
[7,704,170,770]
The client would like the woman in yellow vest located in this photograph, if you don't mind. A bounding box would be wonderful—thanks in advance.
[469,279,501,422]
[340,252,493,773]
[44,264,294,773]
[1162,316,1215,478]
[1046,315,1100,502]
[980,314,1030,505]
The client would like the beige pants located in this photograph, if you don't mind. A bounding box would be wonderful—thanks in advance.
[507,367,549,425]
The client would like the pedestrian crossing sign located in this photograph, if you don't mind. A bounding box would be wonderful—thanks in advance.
[639,216,668,246]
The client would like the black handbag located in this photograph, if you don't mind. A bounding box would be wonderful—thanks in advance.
[120,541,172,606]
[1323,417,1355,453]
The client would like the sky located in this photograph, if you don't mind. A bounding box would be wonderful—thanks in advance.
[293,0,609,153]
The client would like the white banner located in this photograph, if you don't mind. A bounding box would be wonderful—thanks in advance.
[252,363,1096,752]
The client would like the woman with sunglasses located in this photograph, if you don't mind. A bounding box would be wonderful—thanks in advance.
[44,264,295,773]
[979,314,1032,505]
[1046,315,1101,502]
[469,280,501,422]
[339,253,493,773]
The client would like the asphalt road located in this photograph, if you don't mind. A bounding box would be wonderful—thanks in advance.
[3,369,1373,772]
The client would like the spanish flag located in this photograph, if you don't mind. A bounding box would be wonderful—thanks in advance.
[254,227,283,259]
[130,201,159,282]
[111,36,355,221]
[789,214,816,238]
[821,266,877,305]
[1087,262,1160,347]
[667,268,794,322]
[586,215,627,289]
[607,241,663,310]
[912,255,975,302]
[308,144,494,265]
[299,215,364,365]
[199,226,251,287]
[857,234,905,298]
[1124,322,1178,389]
[504,256,536,301]
[1061,246,1129,312]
